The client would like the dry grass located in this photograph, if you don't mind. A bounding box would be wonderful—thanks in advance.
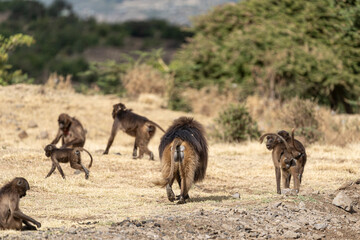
[1,84,360,234]
[122,64,169,98]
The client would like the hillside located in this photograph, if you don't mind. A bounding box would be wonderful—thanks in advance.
[38,0,239,25]
[1,84,360,238]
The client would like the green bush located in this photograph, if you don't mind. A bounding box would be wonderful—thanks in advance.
[0,33,34,85]
[214,104,260,142]
[173,0,360,113]
[167,89,192,112]
[281,97,322,143]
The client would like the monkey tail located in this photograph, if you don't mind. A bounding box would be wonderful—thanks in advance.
[167,138,183,182]
[148,121,165,133]
[78,148,94,168]
[153,138,183,188]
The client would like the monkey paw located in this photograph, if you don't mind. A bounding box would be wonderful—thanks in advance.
[177,198,186,204]
[166,185,175,202]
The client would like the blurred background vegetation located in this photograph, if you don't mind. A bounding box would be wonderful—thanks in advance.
[1,0,360,143]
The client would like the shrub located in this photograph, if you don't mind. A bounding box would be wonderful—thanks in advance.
[281,97,322,143]
[214,104,260,142]
[167,89,192,112]
[122,64,167,97]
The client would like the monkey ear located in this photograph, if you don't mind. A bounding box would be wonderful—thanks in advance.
[17,179,23,186]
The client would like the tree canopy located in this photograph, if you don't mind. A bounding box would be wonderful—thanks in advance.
[172,0,360,113]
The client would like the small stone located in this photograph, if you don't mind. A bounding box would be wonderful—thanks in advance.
[332,191,354,212]
[18,130,28,139]
[314,223,327,231]
[232,193,240,199]
[281,188,298,196]
[37,131,49,139]
[299,201,306,210]
[282,230,300,239]
[28,121,38,128]
[312,233,325,240]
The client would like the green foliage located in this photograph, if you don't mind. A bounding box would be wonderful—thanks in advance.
[214,104,260,142]
[78,50,173,95]
[173,0,360,113]
[281,97,322,143]
[167,89,192,112]
[0,0,191,84]
[0,33,34,85]
[78,60,127,95]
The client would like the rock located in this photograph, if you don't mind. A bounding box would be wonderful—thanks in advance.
[18,130,28,139]
[28,120,38,128]
[273,202,282,208]
[299,201,306,210]
[282,230,300,239]
[281,188,298,196]
[232,193,240,199]
[332,191,354,212]
[37,131,49,139]
[314,223,327,231]
[312,233,325,240]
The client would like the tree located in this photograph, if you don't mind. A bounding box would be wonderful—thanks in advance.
[0,33,34,85]
[172,0,360,113]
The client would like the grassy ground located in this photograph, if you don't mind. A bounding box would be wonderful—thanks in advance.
[0,84,360,234]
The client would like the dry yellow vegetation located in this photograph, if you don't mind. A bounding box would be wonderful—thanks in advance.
[0,84,360,235]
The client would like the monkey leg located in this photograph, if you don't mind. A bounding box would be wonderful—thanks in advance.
[281,169,290,190]
[166,178,176,202]
[138,142,153,160]
[292,168,301,193]
[132,141,138,159]
[178,169,195,204]
[285,174,291,188]
[175,173,189,200]
[103,121,119,155]
[22,221,37,231]
[70,161,90,179]
[13,211,41,228]
[45,163,56,178]
[299,166,305,183]
[275,167,281,194]
[56,164,66,179]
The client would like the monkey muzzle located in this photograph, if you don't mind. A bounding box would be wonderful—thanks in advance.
[265,143,272,150]
[173,145,185,162]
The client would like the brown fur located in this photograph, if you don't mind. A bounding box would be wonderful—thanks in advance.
[51,113,86,148]
[259,129,307,194]
[103,103,165,160]
[155,117,208,204]
[0,178,41,231]
[44,144,93,179]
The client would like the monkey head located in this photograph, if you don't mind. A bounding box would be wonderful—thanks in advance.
[12,177,30,198]
[112,103,127,118]
[277,130,291,142]
[44,144,56,157]
[265,135,282,150]
[280,148,303,169]
[58,113,72,131]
